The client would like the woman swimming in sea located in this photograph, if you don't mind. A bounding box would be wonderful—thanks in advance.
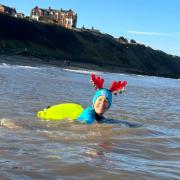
[77,74,127,124]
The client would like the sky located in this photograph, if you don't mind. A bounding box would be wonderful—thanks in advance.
[1,0,180,57]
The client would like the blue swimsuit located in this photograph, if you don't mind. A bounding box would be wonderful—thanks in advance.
[77,107,104,124]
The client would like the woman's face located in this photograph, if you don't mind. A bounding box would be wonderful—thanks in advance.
[94,96,109,115]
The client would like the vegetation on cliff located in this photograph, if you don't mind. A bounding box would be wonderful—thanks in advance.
[0,13,180,78]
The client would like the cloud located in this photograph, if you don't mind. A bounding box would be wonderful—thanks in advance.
[127,30,180,37]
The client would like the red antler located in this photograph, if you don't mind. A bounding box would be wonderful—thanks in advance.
[90,74,104,89]
[109,81,127,95]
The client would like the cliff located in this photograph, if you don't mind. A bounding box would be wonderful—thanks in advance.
[0,13,180,78]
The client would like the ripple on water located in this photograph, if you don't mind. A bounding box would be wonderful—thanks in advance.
[0,63,180,179]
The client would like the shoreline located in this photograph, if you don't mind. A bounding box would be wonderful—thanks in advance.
[0,55,179,79]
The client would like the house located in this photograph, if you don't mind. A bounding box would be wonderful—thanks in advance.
[0,4,16,17]
[16,13,25,18]
[30,6,77,29]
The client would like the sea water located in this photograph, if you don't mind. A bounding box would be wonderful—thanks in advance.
[0,62,179,179]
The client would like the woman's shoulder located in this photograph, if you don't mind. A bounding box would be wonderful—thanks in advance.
[83,107,94,113]
[77,106,96,124]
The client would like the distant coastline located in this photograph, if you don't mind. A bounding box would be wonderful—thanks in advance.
[1,13,180,79]
[0,54,179,80]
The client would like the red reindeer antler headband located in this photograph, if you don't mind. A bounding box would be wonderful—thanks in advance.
[90,74,104,89]
[90,74,127,95]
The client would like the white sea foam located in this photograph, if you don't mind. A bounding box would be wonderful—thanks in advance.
[0,63,9,67]
[0,63,40,70]
[63,68,103,75]
[0,118,21,129]
[136,74,145,77]
[14,65,40,70]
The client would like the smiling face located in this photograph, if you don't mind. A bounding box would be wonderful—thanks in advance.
[93,96,109,115]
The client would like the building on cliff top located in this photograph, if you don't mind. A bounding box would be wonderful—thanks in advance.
[0,4,16,17]
[30,6,77,29]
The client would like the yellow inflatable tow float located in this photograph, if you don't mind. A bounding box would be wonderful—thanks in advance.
[37,103,84,120]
